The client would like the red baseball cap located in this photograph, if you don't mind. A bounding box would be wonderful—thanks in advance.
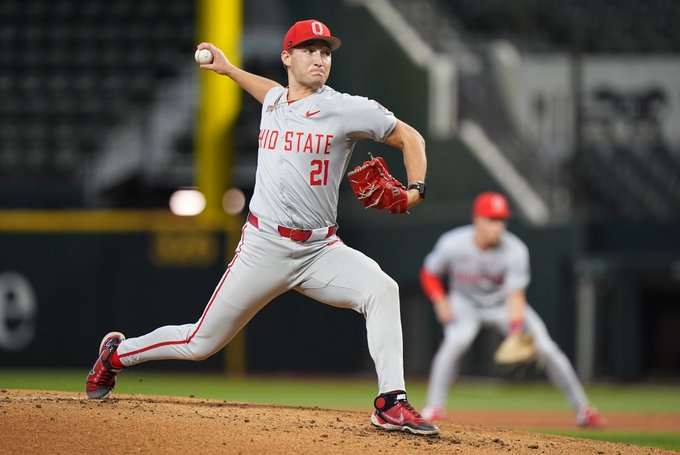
[283,19,341,52]
[473,192,511,219]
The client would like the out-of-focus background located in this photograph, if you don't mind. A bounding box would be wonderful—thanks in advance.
[1,0,679,388]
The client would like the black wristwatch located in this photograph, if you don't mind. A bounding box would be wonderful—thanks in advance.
[407,181,427,199]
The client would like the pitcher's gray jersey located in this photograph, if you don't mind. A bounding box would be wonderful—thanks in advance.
[423,225,530,307]
[249,85,397,229]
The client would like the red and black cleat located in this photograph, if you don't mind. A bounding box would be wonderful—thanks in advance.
[371,390,440,435]
[85,331,125,399]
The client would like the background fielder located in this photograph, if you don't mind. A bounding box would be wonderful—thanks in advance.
[419,191,604,428]
[85,19,438,436]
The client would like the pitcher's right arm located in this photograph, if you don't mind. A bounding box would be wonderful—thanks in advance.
[196,42,281,104]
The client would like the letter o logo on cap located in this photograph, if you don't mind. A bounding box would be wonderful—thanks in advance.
[311,21,324,35]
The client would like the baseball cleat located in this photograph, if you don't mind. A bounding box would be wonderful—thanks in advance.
[421,405,444,421]
[371,390,440,435]
[577,405,606,428]
[85,331,125,399]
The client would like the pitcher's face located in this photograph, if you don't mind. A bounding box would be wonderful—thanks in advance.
[282,41,332,90]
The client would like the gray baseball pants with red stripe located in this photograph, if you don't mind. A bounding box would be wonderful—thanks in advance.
[115,220,406,394]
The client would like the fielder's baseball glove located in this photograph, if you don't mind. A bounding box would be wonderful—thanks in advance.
[347,155,408,214]
[494,333,537,365]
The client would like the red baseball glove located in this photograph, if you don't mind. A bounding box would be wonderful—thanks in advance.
[347,155,408,214]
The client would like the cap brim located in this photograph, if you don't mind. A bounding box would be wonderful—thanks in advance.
[291,36,342,51]
[473,211,511,220]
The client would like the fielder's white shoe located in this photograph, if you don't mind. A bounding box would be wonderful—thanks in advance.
[577,405,606,428]
[421,405,444,421]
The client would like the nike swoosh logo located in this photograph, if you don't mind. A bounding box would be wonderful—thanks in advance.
[306,110,321,117]
[390,412,405,425]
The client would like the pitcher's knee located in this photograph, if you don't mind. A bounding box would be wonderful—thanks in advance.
[185,338,223,361]
[361,274,400,316]
[373,274,399,301]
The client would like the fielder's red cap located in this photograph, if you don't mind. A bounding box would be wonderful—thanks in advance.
[283,19,341,52]
[473,192,511,219]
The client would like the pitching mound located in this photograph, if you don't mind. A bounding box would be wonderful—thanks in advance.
[0,389,673,454]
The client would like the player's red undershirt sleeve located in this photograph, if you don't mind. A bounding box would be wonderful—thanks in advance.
[419,267,446,303]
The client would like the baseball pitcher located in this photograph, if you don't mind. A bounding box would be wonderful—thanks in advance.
[85,19,438,436]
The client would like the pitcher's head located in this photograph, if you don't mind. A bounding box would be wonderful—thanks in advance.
[282,19,341,52]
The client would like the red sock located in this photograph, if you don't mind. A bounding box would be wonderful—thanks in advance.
[110,351,124,370]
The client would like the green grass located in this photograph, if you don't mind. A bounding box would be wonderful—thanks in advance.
[541,430,680,452]
[2,369,679,413]
[0,369,381,408]
[439,381,680,413]
[1,369,679,451]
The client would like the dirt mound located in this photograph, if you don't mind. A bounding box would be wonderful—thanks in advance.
[0,389,673,454]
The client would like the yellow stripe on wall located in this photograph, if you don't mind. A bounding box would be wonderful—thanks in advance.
[0,210,242,233]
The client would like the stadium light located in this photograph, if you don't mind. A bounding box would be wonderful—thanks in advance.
[169,189,207,216]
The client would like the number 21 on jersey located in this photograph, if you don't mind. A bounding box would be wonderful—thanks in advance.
[310,159,329,185]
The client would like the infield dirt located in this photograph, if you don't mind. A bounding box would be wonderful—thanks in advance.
[1,389,677,454]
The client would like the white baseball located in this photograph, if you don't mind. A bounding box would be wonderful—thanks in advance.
[194,49,213,64]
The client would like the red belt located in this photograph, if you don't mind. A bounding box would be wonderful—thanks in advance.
[248,213,337,242]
